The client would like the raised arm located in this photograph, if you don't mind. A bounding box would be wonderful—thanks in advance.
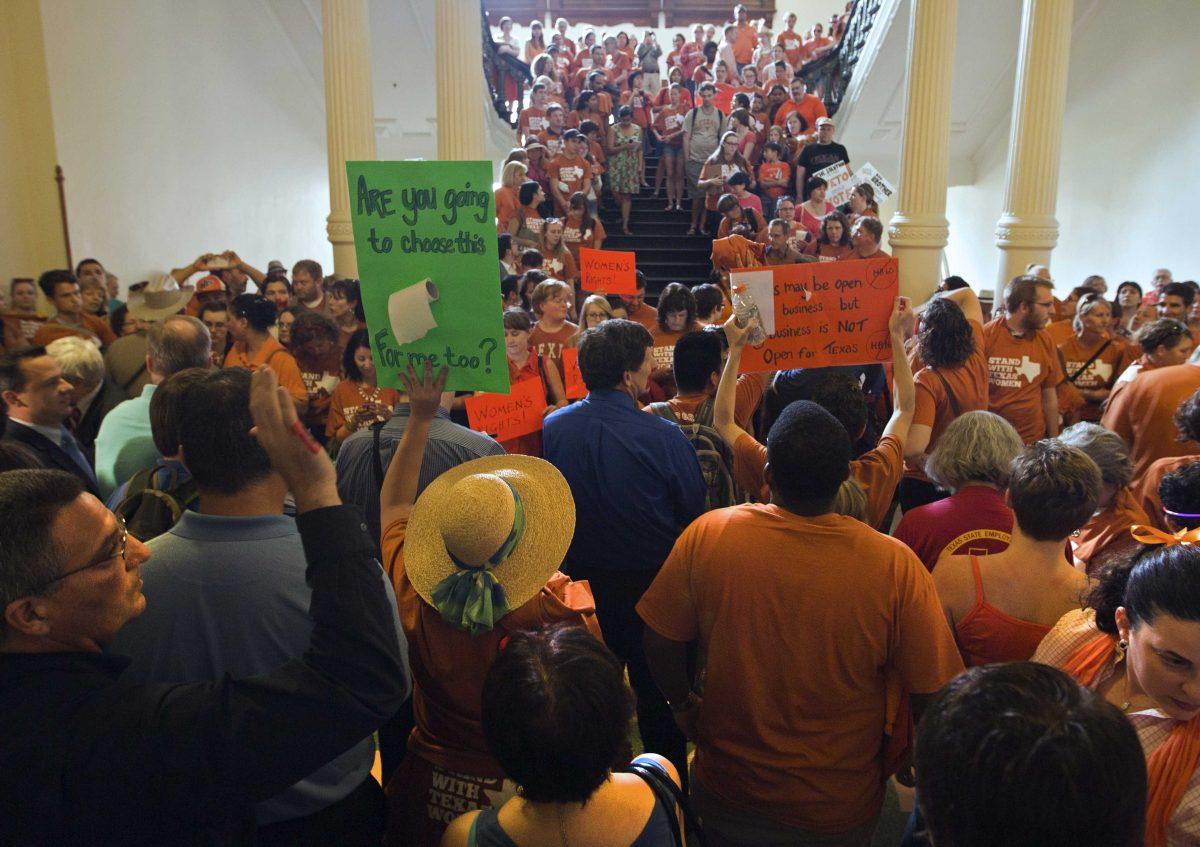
[379,362,449,530]
[715,313,754,447]
[222,250,266,287]
[882,296,916,445]
[170,254,214,285]
[938,285,983,326]
[85,366,410,835]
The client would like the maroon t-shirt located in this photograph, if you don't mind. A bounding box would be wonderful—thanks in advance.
[892,485,1013,571]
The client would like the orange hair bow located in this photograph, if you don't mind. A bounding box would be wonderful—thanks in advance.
[1130,525,1200,546]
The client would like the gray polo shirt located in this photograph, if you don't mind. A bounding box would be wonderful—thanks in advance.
[335,405,505,534]
[109,511,408,825]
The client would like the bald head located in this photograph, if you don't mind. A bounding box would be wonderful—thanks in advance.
[146,315,211,382]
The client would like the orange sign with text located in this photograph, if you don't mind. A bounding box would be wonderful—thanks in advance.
[580,247,637,294]
[561,348,587,399]
[466,377,548,441]
[734,257,898,372]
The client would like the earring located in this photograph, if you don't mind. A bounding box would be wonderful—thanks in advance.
[1119,640,1128,650]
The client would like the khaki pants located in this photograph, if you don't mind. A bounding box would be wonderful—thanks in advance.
[644,72,662,96]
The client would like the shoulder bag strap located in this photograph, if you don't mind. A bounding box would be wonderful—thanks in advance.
[626,762,706,847]
[1068,339,1113,384]
[930,368,960,418]
[120,362,148,392]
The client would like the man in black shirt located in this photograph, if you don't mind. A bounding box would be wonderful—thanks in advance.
[0,367,410,846]
[795,117,851,199]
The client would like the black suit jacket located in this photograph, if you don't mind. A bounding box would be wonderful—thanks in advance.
[3,423,102,498]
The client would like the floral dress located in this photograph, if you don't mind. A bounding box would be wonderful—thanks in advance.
[608,126,643,194]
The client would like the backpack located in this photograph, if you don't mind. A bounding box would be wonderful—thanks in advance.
[113,463,199,541]
[647,397,742,511]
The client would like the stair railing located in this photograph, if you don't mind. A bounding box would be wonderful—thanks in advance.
[800,0,883,117]
[481,4,533,128]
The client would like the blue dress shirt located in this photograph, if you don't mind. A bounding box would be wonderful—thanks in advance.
[544,389,706,573]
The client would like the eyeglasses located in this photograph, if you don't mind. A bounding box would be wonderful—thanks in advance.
[38,517,128,589]
[1034,300,1055,309]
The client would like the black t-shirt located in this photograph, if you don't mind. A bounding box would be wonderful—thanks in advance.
[796,142,851,195]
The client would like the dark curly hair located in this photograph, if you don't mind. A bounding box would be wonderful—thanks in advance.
[918,297,975,369]
[1175,387,1200,444]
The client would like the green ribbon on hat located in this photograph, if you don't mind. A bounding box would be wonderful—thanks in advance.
[431,480,525,635]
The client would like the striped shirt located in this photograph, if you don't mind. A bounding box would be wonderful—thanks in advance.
[1033,607,1200,843]
[335,406,505,546]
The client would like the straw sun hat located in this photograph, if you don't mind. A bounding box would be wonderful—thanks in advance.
[405,455,575,635]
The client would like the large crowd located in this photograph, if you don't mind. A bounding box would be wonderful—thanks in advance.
[2,6,1200,847]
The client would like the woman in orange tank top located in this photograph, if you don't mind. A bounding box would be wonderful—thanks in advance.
[1034,539,1200,846]
[933,440,1096,666]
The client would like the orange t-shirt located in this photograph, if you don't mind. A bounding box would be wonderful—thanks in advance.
[982,317,1064,444]
[495,186,520,234]
[517,106,548,139]
[296,348,344,429]
[1044,319,1074,346]
[1071,486,1152,576]
[624,302,658,332]
[636,504,962,832]
[562,217,606,265]
[32,313,117,348]
[732,23,758,63]
[541,248,579,282]
[654,372,766,432]
[222,334,308,405]
[757,160,791,198]
[546,155,592,201]
[909,319,989,475]
[1101,363,1200,481]
[618,89,652,128]
[1,313,45,351]
[325,379,400,440]
[587,138,607,175]
[503,351,546,457]
[382,516,600,777]
[1058,334,1134,422]
[529,321,578,377]
[653,105,686,147]
[536,128,566,159]
[773,94,828,130]
[776,30,805,66]
[732,432,904,530]
[1135,454,1197,532]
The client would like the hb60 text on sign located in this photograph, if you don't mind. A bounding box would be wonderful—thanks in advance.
[734,257,898,372]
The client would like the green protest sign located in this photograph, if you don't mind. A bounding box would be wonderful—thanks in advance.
[345,160,509,394]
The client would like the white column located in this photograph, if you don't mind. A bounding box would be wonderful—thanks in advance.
[994,0,1074,286]
[322,0,377,278]
[886,0,958,303]
[437,0,486,161]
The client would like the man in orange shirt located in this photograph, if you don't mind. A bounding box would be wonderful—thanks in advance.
[731,4,758,68]
[621,273,659,331]
[639,373,961,843]
[1132,388,1200,530]
[647,326,765,430]
[715,299,915,531]
[983,275,1063,444]
[776,12,805,67]
[32,270,117,349]
[546,130,592,214]
[517,83,550,142]
[1102,358,1200,482]
[536,104,567,158]
[602,36,632,90]
[773,76,827,131]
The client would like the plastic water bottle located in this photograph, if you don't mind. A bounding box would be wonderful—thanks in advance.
[732,284,767,345]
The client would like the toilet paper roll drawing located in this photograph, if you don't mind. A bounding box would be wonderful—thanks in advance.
[387,279,440,344]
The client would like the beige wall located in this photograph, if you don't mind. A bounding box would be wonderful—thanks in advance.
[0,0,67,281]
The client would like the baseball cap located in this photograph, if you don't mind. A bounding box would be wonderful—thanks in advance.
[195,275,226,295]
[816,117,834,127]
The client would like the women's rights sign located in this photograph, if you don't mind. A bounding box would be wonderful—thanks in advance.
[733,258,898,372]
[346,160,509,394]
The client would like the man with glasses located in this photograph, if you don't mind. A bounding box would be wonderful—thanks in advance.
[0,367,409,845]
[621,271,659,331]
[983,274,1064,443]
